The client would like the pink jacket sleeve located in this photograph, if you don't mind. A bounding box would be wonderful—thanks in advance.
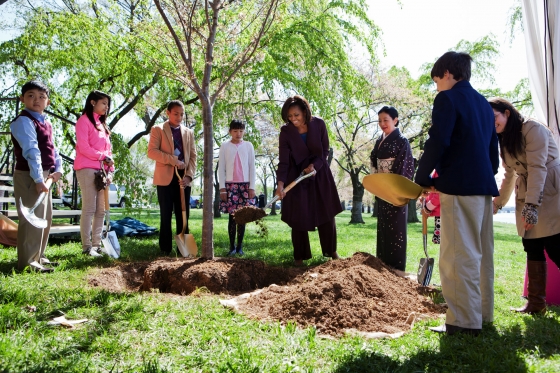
[75,115,105,161]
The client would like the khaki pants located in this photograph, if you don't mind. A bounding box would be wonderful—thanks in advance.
[439,194,494,329]
[13,170,52,270]
[76,168,106,251]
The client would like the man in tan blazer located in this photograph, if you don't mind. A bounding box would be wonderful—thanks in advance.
[147,100,197,255]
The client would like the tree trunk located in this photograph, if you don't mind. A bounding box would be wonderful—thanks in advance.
[269,165,278,215]
[270,185,277,215]
[372,198,378,217]
[201,99,214,259]
[349,171,365,224]
[407,198,419,223]
[263,180,268,207]
[213,162,221,218]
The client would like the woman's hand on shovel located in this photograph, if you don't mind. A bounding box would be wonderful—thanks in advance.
[276,181,285,200]
[303,164,315,175]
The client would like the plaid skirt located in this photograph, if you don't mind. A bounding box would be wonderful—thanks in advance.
[219,182,256,214]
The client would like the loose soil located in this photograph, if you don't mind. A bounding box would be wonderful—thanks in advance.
[89,252,445,336]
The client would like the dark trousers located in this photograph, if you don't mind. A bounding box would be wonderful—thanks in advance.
[522,232,560,268]
[228,214,246,250]
[291,219,337,261]
[157,174,191,254]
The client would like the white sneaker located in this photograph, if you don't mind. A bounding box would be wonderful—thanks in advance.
[89,248,103,257]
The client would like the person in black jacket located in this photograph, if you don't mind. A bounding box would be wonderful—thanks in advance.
[415,52,499,336]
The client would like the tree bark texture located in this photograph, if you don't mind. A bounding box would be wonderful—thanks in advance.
[201,99,215,259]
[349,171,365,224]
[407,198,419,223]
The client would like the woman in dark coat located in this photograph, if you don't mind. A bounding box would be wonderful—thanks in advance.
[370,106,415,271]
[276,96,343,266]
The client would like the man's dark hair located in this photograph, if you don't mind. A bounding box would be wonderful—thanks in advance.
[281,95,312,124]
[229,119,245,130]
[430,51,472,81]
[21,80,50,97]
[167,100,184,111]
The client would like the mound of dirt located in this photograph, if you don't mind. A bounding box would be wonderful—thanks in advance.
[236,252,445,336]
[88,253,445,337]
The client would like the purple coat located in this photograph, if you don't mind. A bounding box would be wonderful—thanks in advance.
[277,117,342,231]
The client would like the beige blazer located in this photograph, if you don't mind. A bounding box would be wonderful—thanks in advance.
[494,120,560,238]
[147,121,197,186]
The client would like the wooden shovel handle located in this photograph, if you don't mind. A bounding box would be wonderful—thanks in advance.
[422,211,428,235]
[175,167,187,234]
[104,186,110,211]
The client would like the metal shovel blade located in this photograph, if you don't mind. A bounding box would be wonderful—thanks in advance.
[175,232,189,257]
[417,213,434,286]
[185,233,198,257]
[417,257,434,286]
[101,231,120,258]
[19,197,47,228]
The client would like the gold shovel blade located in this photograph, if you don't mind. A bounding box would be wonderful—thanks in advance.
[362,173,424,207]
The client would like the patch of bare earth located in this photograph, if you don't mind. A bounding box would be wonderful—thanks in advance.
[88,252,445,336]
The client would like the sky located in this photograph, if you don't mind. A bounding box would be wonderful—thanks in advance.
[366,0,526,91]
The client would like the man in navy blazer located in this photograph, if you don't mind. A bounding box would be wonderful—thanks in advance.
[415,51,499,336]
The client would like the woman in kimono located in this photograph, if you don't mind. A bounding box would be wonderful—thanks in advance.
[276,96,343,266]
[490,98,560,314]
[370,106,415,271]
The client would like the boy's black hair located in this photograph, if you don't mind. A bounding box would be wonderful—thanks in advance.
[229,119,245,130]
[430,51,472,81]
[378,106,400,127]
[167,100,184,111]
[281,95,312,125]
[83,90,111,134]
[21,80,50,97]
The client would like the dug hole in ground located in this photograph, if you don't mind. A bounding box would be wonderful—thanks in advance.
[89,252,446,338]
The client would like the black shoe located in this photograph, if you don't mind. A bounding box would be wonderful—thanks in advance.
[236,246,244,256]
[227,248,237,256]
[429,324,481,336]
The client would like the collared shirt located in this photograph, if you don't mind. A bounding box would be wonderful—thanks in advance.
[10,109,62,183]
[170,125,184,161]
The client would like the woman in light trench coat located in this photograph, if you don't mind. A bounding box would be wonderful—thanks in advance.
[490,98,560,314]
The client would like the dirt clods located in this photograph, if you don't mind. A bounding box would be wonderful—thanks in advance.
[89,252,445,337]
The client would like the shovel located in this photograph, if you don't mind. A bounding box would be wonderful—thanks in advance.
[101,169,120,258]
[233,170,317,225]
[19,177,54,229]
[362,173,424,207]
[417,212,434,286]
[175,167,198,257]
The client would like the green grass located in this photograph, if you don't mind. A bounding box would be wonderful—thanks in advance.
[0,210,559,372]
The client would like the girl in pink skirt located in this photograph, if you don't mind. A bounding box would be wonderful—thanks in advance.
[218,120,256,256]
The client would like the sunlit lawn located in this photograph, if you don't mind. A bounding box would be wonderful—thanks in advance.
[0,209,558,372]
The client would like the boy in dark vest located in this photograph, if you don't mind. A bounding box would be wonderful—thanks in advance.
[10,80,63,273]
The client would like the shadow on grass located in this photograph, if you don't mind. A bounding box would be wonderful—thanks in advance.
[334,313,560,373]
